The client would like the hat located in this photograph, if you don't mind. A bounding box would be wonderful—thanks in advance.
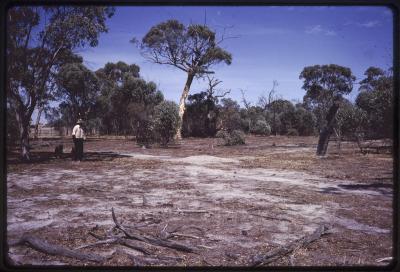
[77,119,84,124]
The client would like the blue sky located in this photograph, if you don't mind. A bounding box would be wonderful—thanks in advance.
[79,5,393,106]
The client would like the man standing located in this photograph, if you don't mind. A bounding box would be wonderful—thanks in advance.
[72,119,86,161]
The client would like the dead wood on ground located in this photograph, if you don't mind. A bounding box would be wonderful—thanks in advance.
[111,207,198,253]
[10,234,106,263]
[251,224,330,266]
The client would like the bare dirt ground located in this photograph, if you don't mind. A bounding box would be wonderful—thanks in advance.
[6,135,393,267]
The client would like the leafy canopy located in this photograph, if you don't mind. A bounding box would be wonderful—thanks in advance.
[140,20,232,75]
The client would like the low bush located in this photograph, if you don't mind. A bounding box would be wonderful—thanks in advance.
[216,129,245,146]
[286,128,299,136]
[136,119,154,147]
[153,101,180,146]
[250,119,271,136]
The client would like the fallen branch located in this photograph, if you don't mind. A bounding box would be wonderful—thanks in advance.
[111,208,197,253]
[12,234,105,263]
[249,213,292,222]
[251,224,330,266]
[171,233,200,240]
[88,230,152,255]
[118,238,152,255]
[169,225,205,235]
[176,208,209,213]
[74,238,119,250]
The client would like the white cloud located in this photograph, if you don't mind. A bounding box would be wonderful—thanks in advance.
[305,25,323,34]
[358,20,380,28]
[345,20,381,29]
[305,25,336,36]
[325,30,337,36]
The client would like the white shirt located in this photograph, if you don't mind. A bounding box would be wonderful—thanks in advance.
[72,124,86,139]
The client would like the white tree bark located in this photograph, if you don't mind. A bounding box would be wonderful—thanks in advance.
[175,73,194,139]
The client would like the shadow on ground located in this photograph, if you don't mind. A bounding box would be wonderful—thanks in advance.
[7,151,130,164]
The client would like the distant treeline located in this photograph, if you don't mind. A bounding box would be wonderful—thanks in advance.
[8,60,393,145]
[6,7,393,160]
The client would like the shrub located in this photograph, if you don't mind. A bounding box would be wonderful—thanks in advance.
[153,101,180,146]
[136,119,154,147]
[216,129,245,146]
[286,128,299,136]
[229,130,246,145]
[250,119,271,136]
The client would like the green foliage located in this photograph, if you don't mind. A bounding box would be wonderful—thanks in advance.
[293,106,317,136]
[140,20,232,76]
[182,91,219,137]
[268,99,295,134]
[55,62,100,125]
[355,67,393,139]
[6,6,114,159]
[140,20,233,137]
[216,129,246,146]
[218,98,242,132]
[153,101,180,146]
[95,61,164,136]
[300,64,356,130]
[250,119,271,136]
[286,128,299,136]
[336,101,367,139]
[136,119,155,147]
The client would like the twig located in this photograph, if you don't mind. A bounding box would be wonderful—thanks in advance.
[172,233,200,240]
[111,208,197,253]
[251,224,330,266]
[176,208,209,213]
[74,238,118,250]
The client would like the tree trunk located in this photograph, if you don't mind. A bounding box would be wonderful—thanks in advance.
[33,105,44,140]
[15,110,31,161]
[333,128,341,155]
[176,73,195,139]
[316,100,340,156]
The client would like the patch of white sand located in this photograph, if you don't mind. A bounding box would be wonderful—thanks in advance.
[333,217,390,234]
[167,155,239,165]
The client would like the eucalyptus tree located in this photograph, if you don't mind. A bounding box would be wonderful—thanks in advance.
[95,61,163,136]
[300,64,355,156]
[55,62,100,127]
[138,20,232,138]
[6,6,114,160]
[356,67,393,139]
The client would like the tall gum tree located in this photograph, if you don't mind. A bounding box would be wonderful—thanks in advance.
[138,20,232,139]
[299,64,355,156]
[6,6,114,160]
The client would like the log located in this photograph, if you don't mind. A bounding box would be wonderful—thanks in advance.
[251,224,330,266]
[111,208,197,253]
[118,238,152,255]
[12,234,105,263]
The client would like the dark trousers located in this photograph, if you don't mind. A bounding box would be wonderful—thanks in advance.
[73,138,84,161]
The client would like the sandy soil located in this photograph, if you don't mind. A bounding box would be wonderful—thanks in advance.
[6,135,393,267]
